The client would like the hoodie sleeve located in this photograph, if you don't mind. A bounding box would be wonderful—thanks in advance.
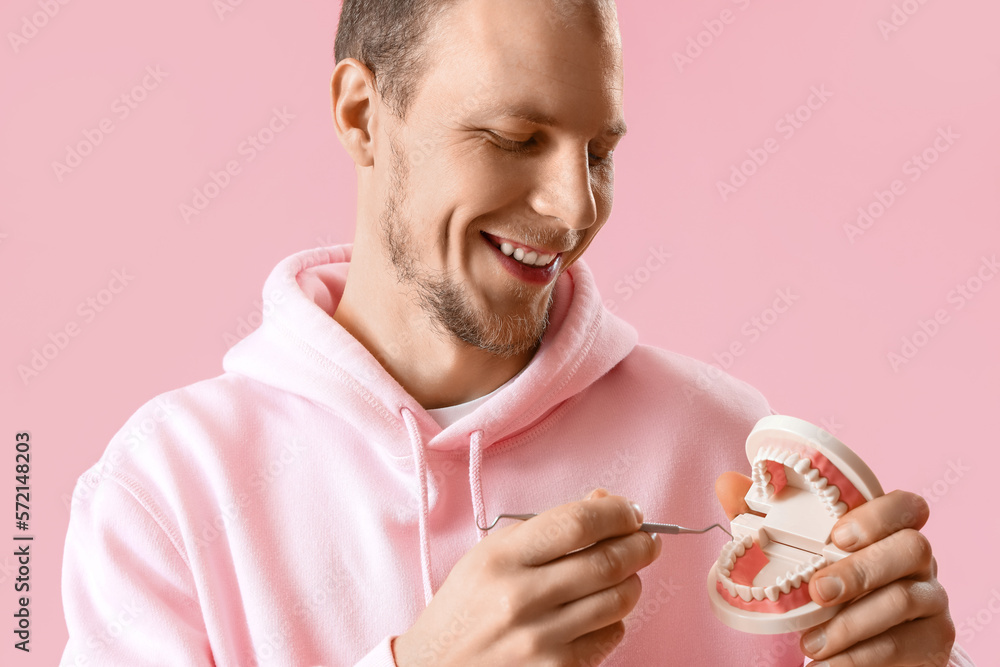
[949,644,976,665]
[60,470,214,666]
[353,636,399,666]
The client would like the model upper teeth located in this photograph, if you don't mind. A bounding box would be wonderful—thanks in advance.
[499,241,555,267]
[750,446,849,518]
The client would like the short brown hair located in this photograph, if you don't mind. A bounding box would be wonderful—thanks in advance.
[333,0,460,119]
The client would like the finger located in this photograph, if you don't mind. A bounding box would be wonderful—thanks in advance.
[811,614,956,667]
[829,490,929,552]
[513,493,644,566]
[715,472,752,520]
[810,528,934,607]
[569,620,626,666]
[799,579,950,660]
[554,573,643,642]
[540,530,661,604]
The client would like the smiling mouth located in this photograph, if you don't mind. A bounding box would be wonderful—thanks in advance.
[481,232,562,269]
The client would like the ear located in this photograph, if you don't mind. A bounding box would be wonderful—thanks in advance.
[715,471,753,521]
[331,58,379,168]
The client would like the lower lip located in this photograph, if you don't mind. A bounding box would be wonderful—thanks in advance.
[482,234,561,286]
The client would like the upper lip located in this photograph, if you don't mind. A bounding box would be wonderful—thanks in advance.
[482,231,570,256]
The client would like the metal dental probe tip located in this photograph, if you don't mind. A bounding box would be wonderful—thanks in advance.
[478,513,732,539]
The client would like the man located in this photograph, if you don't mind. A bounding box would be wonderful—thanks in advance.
[61,0,970,665]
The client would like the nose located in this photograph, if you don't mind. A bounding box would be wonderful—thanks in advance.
[528,145,599,231]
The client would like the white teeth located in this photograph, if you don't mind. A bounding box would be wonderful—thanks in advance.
[784,452,800,467]
[794,459,811,474]
[723,578,737,596]
[832,501,848,517]
[751,586,766,601]
[741,534,753,548]
[778,576,791,594]
[765,585,780,601]
[734,542,746,557]
[822,486,841,504]
[805,469,820,481]
[500,242,555,267]
[814,477,828,490]
[736,584,752,602]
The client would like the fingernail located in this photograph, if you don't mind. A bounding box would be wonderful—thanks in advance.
[832,521,860,548]
[802,628,826,654]
[631,502,643,523]
[815,576,843,602]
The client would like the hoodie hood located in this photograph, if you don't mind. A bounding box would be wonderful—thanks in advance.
[223,244,637,604]
[223,244,637,455]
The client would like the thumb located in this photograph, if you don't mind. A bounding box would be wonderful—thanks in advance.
[715,472,753,521]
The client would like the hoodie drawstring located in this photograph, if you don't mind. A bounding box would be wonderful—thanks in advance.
[401,408,434,606]
[469,430,487,542]
[401,409,490,606]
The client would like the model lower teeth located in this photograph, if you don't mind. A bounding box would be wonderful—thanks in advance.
[499,242,554,267]
[715,534,828,606]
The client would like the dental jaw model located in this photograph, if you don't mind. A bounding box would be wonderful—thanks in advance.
[707,415,884,634]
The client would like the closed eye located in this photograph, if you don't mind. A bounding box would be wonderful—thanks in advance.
[485,131,613,168]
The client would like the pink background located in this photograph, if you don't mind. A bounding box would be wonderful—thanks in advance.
[2,0,996,664]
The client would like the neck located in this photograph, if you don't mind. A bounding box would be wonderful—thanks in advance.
[333,247,535,410]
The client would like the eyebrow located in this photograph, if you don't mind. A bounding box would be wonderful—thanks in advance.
[490,106,629,139]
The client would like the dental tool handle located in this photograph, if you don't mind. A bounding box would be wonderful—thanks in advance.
[639,522,682,534]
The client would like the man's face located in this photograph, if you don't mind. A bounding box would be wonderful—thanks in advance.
[369,0,625,357]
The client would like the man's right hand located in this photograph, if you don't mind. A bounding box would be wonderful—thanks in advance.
[392,488,663,666]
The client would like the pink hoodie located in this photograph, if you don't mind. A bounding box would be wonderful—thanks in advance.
[60,245,974,666]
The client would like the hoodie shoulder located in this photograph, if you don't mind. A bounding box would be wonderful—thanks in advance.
[69,372,290,517]
[608,343,776,424]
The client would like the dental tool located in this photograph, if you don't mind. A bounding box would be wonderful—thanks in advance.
[478,513,733,538]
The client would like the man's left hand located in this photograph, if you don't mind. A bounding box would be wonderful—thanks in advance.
[716,473,956,666]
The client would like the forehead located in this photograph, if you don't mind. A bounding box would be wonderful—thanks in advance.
[418,0,625,136]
